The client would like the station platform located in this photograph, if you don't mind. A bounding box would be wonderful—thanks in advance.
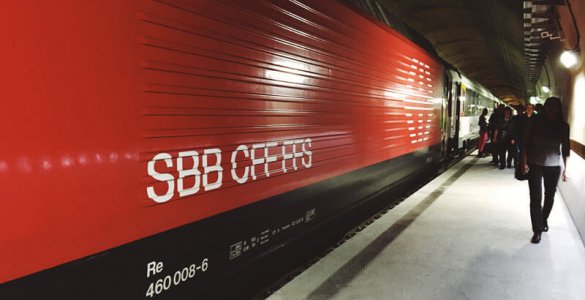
[268,154,585,300]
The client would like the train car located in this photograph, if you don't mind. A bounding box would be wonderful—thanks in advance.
[445,70,502,156]
[0,1,494,299]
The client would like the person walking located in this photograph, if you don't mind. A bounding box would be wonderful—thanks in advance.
[478,108,489,157]
[494,107,514,169]
[520,97,570,244]
[511,104,535,167]
[489,104,505,165]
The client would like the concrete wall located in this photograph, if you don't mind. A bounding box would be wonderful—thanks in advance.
[559,153,585,247]
[556,0,585,246]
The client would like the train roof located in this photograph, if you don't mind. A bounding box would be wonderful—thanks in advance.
[342,0,438,58]
[448,70,501,104]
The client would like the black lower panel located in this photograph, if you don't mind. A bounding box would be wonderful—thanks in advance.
[1,146,441,300]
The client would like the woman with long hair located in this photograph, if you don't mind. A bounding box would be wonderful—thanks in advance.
[520,97,570,244]
[478,108,489,157]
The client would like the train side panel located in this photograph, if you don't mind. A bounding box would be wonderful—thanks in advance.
[0,1,444,298]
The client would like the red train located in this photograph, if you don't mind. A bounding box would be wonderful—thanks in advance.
[0,0,499,298]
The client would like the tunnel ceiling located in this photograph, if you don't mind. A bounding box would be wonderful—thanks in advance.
[378,0,526,105]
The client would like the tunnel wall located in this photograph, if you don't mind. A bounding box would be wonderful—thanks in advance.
[558,153,585,247]
[555,0,585,246]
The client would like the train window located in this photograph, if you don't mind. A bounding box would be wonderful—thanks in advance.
[463,89,473,116]
[481,97,488,111]
[463,89,490,116]
[467,92,473,116]
[472,96,476,115]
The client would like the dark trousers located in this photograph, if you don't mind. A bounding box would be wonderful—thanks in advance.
[528,164,561,233]
[491,141,499,162]
[498,140,514,167]
[513,143,521,167]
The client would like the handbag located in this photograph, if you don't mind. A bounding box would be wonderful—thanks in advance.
[484,142,493,153]
[515,164,530,181]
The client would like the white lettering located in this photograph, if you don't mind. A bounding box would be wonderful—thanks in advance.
[147,153,175,203]
[147,261,164,278]
[264,141,277,177]
[302,138,312,168]
[293,139,304,170]
[231,145,249,184]
[203,148,222,191]
[251,143,265,180]
[282,140,294,173]
[177,151,201,197]
[146,137,315,203]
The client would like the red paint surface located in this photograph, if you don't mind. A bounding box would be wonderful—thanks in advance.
[0,0,443,282]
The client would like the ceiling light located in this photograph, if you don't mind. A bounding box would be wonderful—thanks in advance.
[541,86,550,93]
[529,96,539,104]
[560,50,578,68]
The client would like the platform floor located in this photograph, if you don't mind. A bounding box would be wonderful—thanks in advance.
[267,155,585,300]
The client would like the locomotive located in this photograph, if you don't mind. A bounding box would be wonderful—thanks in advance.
[0,0,499,298]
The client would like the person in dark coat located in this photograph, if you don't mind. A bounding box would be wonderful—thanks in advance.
[534,103,544,115]
[488,104,505,164]
[510,104,534,167]
[520,97,570,244]
[494,107,514,169]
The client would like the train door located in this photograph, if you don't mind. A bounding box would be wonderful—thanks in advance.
[440,73,451,159]
[456,83,467,151]
[454,83,463,153]
[446,81,460,157]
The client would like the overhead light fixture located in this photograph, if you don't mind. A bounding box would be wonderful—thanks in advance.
[559,0,581,69]
[560,50,578,68]
[541,85,550,93]
[529,96,540,104]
